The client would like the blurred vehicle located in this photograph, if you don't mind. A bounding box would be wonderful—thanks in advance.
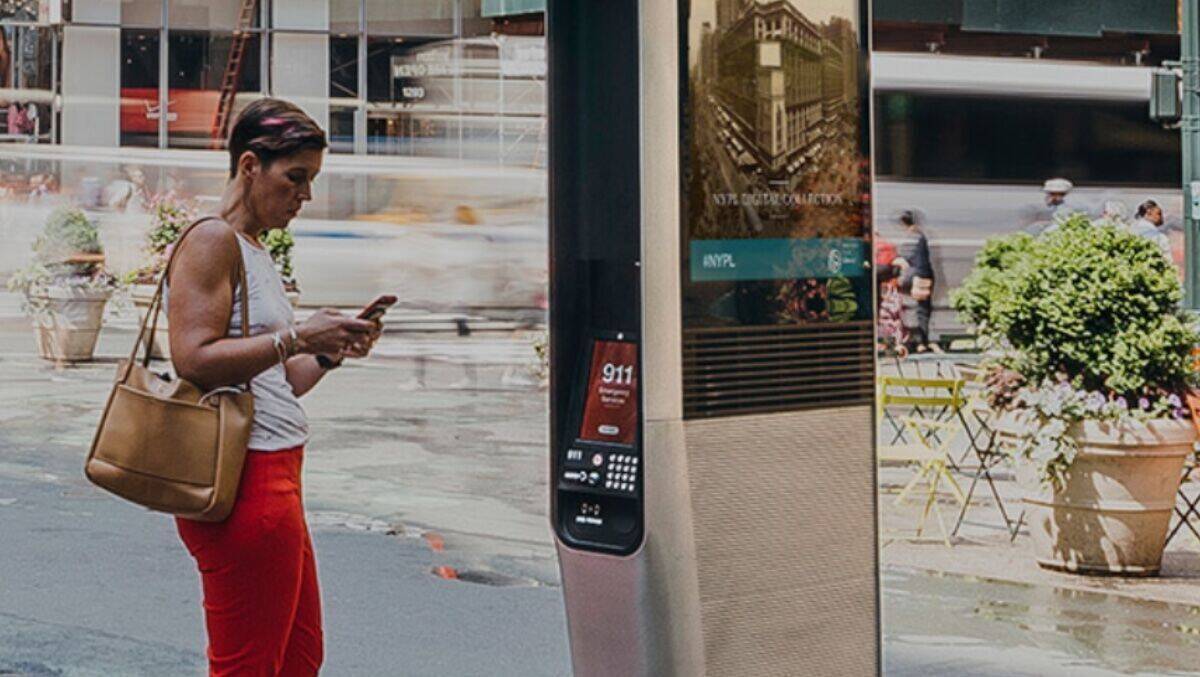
[0,146,547,318]
[872,52,1182,337]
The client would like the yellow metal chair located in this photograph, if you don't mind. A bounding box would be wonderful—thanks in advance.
[877,376,965,446]
[877,377,968,545]
[879,417,968,546]
[948,364,1022,539]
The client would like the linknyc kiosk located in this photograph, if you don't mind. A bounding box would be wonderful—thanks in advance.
[549,1,878,675]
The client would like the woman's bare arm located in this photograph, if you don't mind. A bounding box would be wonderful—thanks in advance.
[166,221,281,391]
[167,221,377,392]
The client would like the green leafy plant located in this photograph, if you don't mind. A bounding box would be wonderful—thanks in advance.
[126,196,197,285]
[260,228,298,292]
[6,207,117,316]
[34,206,103,275]
[952,215,1199,488]
[950,231,1037,333]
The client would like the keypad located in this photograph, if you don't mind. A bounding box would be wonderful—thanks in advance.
[562,447,640,495]
[605,453,639,495]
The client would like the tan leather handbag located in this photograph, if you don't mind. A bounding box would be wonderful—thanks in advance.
[85,217,254,522]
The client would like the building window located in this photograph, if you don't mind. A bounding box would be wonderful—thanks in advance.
[119,0,163,27]
[329,104,356,153]
[874,93,1181,186]
[168,0,261,31]
[120,29,159,147]
[366,0,455,36]
[330,0,361,34]
[330,35,359,98]
[167,31,263,149]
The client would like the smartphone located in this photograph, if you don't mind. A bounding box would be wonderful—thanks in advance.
[357,294,398,322]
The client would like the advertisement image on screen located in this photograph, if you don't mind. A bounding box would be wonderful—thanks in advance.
[578,340,638,446]
[683,0,870,327]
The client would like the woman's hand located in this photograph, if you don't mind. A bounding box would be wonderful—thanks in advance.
[341,320,383,359]
[295,309,375,355]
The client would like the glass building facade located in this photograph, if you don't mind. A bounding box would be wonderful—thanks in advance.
[0,1,548,312]
[0,0,545,165]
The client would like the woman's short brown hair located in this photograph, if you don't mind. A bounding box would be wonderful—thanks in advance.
[227,98,327,179]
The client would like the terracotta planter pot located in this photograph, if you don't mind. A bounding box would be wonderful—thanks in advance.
[30,286,112,362]
[131,283,169,359]
[1006,417,1195,576]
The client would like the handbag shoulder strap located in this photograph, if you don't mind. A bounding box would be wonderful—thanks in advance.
[124,216,252,379]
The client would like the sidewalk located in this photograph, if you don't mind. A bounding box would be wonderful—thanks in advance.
[0,298,568,675]
[880,460,1200,607]
[878,353,1200,609]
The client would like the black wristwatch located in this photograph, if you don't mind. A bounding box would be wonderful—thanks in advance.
[315,354,343,370]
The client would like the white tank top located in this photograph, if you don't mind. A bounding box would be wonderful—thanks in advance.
[164,225,310,451]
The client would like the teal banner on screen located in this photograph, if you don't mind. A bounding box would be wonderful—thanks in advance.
[690,238,866,282]
[482,0,546,17]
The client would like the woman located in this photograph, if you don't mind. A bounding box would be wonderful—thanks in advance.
[1131,199,1173,260]
[166,98,378,675]
[896,210,936,353]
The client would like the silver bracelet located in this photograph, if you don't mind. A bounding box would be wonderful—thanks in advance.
[287,325,300,357]
[270,331,288,364]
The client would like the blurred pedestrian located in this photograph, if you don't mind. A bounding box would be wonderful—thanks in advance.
[875,235,908,355]
[896,210,937,353]
[1044,177,1084,218]
[6,101,26,136]
[167,98,381,675]
[1026,177,1084,234]
[1098,199,1128,227]
[1131,199,1172,260]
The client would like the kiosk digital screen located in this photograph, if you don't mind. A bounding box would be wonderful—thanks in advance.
[683,0,870,328]
[578,340,638,446]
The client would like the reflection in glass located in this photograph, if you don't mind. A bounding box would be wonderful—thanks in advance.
[366,0,455,36]
[461,0,495,38]
[167,31,262,149]
[330,0,361,35]
[329,105,356,154]
[330,36,358,98]
[113,0,161,26]
[0,26,53,142]
[361,35,545,163]
[874,93,1180,187]
[168,0,261,31]
[120,29,159,147]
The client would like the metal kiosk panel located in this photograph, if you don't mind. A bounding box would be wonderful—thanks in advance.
[549,1,878,675]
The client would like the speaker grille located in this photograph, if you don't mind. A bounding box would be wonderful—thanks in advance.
[682,322,874,419]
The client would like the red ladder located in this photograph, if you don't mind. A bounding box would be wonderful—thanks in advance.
[210,0,258,148]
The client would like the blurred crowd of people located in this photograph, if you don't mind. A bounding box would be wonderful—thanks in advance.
[876,177,1181,356]
[1032,177,1175,261]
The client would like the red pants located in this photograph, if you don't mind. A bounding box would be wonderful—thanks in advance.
[177,446,323,676]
